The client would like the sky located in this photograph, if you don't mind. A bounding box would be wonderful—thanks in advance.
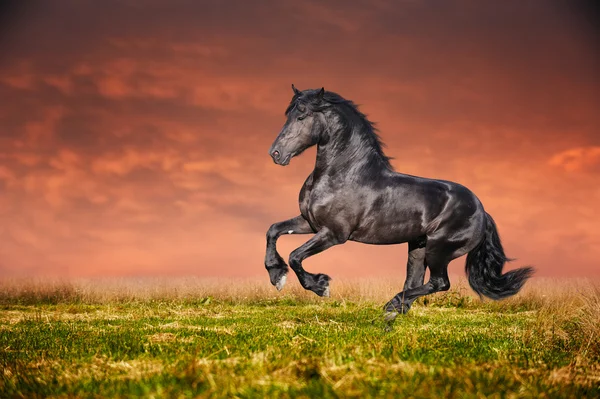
[0,0,598,280]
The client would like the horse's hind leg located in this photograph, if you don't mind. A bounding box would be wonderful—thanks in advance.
[385,240,455,314]
[288,228,346,297]
[397,238,427,313]
[404,238,427,290]
[265,215,314,291]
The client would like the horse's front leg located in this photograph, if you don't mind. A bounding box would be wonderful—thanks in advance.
[265,215,314,291]
[288,228,346,297]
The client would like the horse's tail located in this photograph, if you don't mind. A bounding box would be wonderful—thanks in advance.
[465,212,534,300]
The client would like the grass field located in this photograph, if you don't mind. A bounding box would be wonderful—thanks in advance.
[0,277,598,398]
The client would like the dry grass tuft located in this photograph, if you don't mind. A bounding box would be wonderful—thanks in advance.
[0,275,598,307]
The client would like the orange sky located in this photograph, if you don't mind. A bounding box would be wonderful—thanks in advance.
[0,1,598,279]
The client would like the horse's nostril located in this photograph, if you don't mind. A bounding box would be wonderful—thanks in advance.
[272,150,280,160]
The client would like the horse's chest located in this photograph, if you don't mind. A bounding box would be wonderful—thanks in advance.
[299,175,346,230]
[300,192,323,230]
[299,176,314,222]
[299,174,328,229]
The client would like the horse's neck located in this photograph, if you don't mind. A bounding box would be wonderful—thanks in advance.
[314,125,385,177]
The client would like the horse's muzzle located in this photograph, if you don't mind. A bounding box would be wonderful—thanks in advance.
[270,149,291,166]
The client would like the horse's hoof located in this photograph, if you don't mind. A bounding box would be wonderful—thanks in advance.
[384,311,399,323]
[275,274,287,291]
[267,266,288,291]
[312,273,331,297]
[383,300,411,314]
[383,301,396,313]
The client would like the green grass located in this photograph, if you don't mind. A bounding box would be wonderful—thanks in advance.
[0,278,598,398]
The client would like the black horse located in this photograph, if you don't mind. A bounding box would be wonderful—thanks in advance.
[265,85,534,317]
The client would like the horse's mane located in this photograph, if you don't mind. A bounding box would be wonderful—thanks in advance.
[286,90,394,170]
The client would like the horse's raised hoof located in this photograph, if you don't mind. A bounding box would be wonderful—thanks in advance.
[267,267,289,292]
[311,273,331,297]
[275,273,287,291]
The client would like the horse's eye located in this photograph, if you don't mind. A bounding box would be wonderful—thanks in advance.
[298,115,306,121]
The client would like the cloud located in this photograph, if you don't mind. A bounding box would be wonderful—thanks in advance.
[91,148,182,176]
[549,146,600,172]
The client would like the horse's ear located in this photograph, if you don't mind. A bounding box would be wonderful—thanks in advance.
[317,87,325,99]
[292,84,301,95]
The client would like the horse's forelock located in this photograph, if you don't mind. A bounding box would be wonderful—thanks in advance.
[284,89,361,117]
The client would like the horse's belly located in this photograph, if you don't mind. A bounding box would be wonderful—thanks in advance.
[349,225,420,245]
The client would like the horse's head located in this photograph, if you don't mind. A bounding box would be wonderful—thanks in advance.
[269,84,327,166]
